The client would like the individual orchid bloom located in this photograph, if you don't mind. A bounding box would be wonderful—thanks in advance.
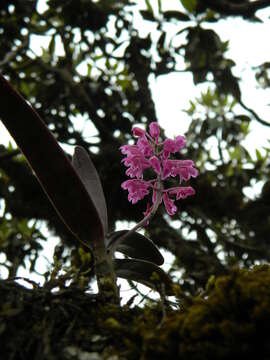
[167,186,195,200]
[149,122,160,144]
[120,144,138,156]
[162,159,198,182]
[123,155,151,179]
[121,145,151,178]
[175,135,186,150]
[120,121,198,219]
[121,179,152,204]
[171,160,198,183]
[163,135,186,158]
[137,134,153,157]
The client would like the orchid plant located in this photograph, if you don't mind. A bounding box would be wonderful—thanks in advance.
[0,74,198,304]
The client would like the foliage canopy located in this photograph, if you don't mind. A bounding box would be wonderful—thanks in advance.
[0,1,270,355]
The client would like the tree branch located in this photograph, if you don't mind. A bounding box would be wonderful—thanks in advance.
[239,99,270,127]
[202,0,270,17]
[0,37,29,67]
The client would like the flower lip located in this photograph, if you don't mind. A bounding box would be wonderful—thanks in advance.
[167,186,195,200]
[162,159,198,181]
[121,179,152,204]
[163,135,186,158]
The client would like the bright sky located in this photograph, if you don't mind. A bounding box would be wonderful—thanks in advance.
[1,0,270,302]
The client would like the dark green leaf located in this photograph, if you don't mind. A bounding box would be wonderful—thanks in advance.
[235,115,251,122]
[157,32,166,49]
[107,230,164,265]
[158,0,162,13]
[163,10,190,22]
[140,10,155,22]
[145,0,153,13]
[72,146,108,235]
[181,0,197,13]
[48,34,56,56]
[113,258,173,295]
[256,149,263,161]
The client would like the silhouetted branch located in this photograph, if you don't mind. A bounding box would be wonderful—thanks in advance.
[202,0,270,17]
[239,99,270,127]
[0,38,29,67]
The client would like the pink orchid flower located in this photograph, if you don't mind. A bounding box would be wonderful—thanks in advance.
[120,122,198,220]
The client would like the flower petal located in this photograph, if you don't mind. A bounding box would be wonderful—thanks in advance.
[162,192,177,216]
[167,186,195,200]
[121,179,152,204]
[149,156,161,175]
[133,127,146,137]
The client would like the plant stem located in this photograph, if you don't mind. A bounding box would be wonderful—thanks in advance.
[92,237,120,304]
[109,176,163,252]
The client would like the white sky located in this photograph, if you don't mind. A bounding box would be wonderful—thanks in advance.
[1,0,270,301]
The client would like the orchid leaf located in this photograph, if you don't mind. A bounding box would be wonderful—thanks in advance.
[72,146,108,235]
[113,258,173,295]
[107,230,164,266]
[0,74,104,246]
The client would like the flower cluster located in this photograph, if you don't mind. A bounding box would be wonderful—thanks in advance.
[120,122,198,217]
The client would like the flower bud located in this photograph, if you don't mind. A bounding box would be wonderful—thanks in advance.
[132,127,145,137]
[149,122,160,143]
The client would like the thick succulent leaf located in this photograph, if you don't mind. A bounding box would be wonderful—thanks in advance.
[72,146,108,235]
[107,230,164,266]
[113,258,173,295]
[0,74,104,246]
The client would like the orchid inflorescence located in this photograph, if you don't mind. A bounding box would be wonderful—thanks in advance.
[120,122,198,219]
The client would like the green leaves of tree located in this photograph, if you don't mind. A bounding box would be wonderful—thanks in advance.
[180,0,197,13]
[163,10,190,22]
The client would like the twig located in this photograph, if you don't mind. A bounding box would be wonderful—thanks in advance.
[239,98,270,127]
[0,37,29,67]
[203,0,270,17]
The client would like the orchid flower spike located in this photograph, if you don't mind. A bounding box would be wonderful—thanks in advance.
[120,122,198,221]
